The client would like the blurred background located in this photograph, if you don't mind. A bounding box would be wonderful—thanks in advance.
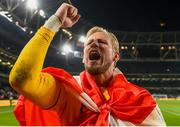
[0,0,180,125]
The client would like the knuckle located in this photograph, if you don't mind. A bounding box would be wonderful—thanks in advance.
[62,3,68,7]
[74,8,78,13]
[62,3,66,6]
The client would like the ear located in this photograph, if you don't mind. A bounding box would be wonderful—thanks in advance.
[114,52,120,62]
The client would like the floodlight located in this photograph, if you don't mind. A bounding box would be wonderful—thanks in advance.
[62,44,73,53]
[7,62,11,65]
[161,46,164,50]
[26,0,38,10]
[121,46,124,50]
[79,36,86,43]
[29,31,34,34]
[39,9,45,18]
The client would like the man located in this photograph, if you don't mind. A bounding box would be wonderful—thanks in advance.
[9,3,166,126]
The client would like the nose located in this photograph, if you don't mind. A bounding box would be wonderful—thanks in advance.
[91,40,99,48]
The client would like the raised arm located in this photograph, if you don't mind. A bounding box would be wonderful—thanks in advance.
[9,3,80,108]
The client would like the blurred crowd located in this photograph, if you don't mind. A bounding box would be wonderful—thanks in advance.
[0,85,18,100]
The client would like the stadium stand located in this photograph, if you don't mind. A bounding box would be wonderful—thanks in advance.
[0,0,180,100]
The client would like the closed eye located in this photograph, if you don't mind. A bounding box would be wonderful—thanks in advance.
[98,39,108,44]
[85,39,108,46]
[86,40,93,46]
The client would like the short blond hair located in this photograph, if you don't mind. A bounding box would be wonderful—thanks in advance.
[86,26,120,53]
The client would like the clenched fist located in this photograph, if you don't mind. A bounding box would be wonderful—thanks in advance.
[55,3,81,28]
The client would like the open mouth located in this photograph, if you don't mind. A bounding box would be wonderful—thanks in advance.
[89,50,101,60]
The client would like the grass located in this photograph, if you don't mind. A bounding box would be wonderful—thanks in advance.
[157,99,180,126]
[0,106,19,126]
[0,100,180,126]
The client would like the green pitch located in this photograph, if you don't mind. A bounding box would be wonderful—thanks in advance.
[0,100,180,126]
[0,106,19,126]
[157,99,180,126]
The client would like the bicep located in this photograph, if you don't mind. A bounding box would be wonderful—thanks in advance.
[35,72,61,108]
[16,72,61,109]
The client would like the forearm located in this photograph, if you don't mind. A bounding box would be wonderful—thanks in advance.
[9,27,55,86]
[9,15,60,86]
[9,27,58,106]
[9,16,61,107]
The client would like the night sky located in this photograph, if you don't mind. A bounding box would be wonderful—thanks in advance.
[70,0,180,32]
[6,0,180,32]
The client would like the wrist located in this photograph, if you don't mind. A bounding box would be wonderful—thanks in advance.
[43,15,61,32]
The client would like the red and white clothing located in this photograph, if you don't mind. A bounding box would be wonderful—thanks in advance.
[14,67,166,126]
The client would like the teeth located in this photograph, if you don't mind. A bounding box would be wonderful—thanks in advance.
[89,51,100,60]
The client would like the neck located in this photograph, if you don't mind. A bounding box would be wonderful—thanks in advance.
[92,67,114,87]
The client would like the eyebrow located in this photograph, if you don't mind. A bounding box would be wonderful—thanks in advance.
[87,38,108,42]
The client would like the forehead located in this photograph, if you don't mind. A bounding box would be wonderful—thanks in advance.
[87,31,110,41]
